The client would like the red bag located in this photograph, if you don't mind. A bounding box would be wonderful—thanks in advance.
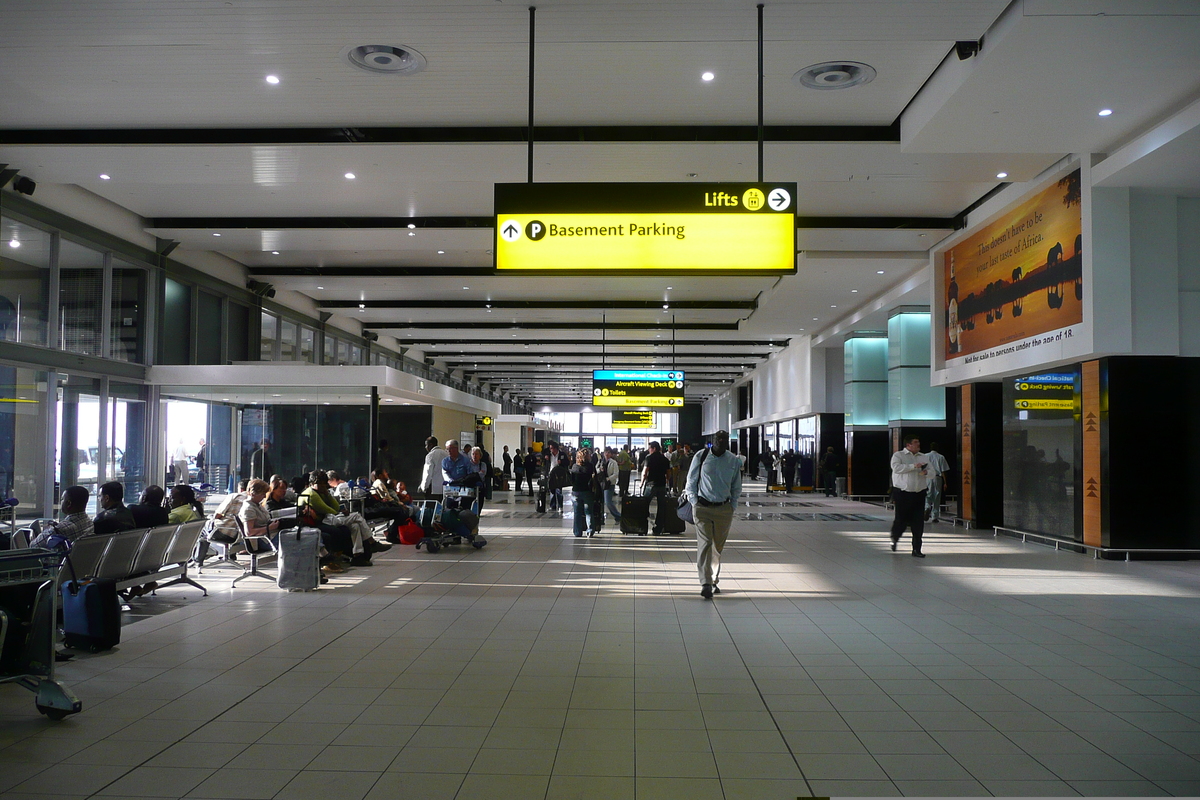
[397,519,425,545]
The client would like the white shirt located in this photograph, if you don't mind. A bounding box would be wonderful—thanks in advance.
[422,447,450,494]
[925,450,950,477]
[891,449,930,493]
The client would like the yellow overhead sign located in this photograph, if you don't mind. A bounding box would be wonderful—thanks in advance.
[494,183,796,273]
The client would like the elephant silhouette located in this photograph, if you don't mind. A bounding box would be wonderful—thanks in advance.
[1011,267,1024,316]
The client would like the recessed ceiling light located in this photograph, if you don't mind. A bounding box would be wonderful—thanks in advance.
[662,304,669,310]
[358,303,365,309]
[99,174,110,180]
[8,239,19,249]
[407,223,416,229]
[437,250,445,254]
[463,286,469,290]
[317,286,325,290]
[813,318,818,321]
[1098,108,1113,117]
[408,231,416,236]
[701,71,715,82]
[851,289,859,293]
[876,270,885,274]
[996,171,1008,179]
[265,75,280,85]
[830,305,837,308]
[344,172,356,180]
[271,250,279,255]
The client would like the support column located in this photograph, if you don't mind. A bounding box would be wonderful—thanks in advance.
[843,332,889,496]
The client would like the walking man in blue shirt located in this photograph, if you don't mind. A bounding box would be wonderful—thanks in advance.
[683,430,743,600]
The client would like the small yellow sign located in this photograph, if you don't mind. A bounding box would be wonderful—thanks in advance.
[496,213,794,272]
[1015,398,1073,410]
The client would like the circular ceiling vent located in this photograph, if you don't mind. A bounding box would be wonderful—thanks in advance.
[794,61,876,90]
[343,45,427,76]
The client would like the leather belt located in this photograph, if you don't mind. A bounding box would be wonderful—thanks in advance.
[696,497,728,506]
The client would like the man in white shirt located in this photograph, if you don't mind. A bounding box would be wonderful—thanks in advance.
[421,435,450,501]
[924,442,951,524]
[683,430,743,600]
[890,435,930,557]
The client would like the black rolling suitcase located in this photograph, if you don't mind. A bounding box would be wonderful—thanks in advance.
[656,498,688,535]
[536,478,547,513]
[61,578,121,652]
[620,495,651,535]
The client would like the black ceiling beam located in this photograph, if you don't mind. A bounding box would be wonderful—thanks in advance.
[165,214,953,231]
[2,122,899,147]
[437,353,769,359]
[406,338,787,346]
[326,299,756,310]
[368,321,738,331]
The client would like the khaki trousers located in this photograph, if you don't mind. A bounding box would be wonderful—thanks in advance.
[694,502,734,586]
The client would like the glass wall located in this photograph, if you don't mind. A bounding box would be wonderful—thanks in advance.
[55,374,103,512]
[260,311,278,360]
[58,240,105,357]
[108,381,148,503]
[0,367,50,513]
[162,385,372,489]
[0,217,52,346]
[196,291,223,365]
[1002,370,1079,540]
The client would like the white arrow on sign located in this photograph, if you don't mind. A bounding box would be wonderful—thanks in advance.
[499,220,522,242]
[767,188,791,210]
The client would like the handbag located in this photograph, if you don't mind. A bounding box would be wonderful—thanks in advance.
[676,449,709,526]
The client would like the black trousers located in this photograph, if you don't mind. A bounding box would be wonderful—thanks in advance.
[891,489,926,552]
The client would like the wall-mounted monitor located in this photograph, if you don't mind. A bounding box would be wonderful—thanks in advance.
[612,410,656,428]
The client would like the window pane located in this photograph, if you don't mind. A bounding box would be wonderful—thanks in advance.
[227,303,250,361]
[337,339,351,366]
[0,366,51,515]
[162,277,192,365]
[110,262,145,362]
[0,217,52,346]
[279,319,298,360]
[108,382,148,502]
[299,326,315,362]
[55,374,103,513]
[196,291,223,365]
[59,239,105,356]
[323,334,336,365]
[349,344,362,365]
[260,312,277,360]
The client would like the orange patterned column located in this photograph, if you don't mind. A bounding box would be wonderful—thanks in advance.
[1082,360,1102,548]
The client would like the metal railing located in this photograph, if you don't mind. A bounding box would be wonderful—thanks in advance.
[993,526,1200,561]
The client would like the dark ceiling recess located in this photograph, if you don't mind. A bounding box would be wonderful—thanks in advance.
[367,322,739,331]
[326,300,756,310]
[165,215,953,231]
[401,338,787,347]
[1,123,901,146]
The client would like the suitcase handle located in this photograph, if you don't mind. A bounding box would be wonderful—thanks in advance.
[62,551,81,595]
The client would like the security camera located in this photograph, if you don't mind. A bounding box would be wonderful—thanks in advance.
[955,40,980,60]
[246,280,276,299]
[363,330,379,342]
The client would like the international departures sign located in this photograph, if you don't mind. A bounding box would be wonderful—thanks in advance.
[494,183,797,273]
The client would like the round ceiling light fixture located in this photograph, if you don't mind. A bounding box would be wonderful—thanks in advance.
[794,61,876,91]
[343,44,428,76]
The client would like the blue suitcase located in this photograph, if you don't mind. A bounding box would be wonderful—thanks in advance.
[61,579,121,652]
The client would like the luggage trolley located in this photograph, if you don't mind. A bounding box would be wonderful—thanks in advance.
[0,549,83,720]
[415,484,488,553]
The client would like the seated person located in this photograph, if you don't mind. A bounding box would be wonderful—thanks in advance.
[209,480,249,543]
[268,477,340,575]
[237,479,280,550]
[93,481,138,534]
[394,480,413,505]
[327,470,353,503]
[129,485,171,528]
[300,470,374,567]
[167,484,203,525]
[265,478,293,513]
[367,468,411,543]
[29,486,94,550]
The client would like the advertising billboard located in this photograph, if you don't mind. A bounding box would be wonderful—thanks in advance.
[942,169,1083,368]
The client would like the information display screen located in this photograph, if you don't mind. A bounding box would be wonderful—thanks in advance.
[612,410,656,428]
[592,370,685,407]
[495,182,796,273]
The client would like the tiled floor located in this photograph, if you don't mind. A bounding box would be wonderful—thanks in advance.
[3,489,1200,798]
